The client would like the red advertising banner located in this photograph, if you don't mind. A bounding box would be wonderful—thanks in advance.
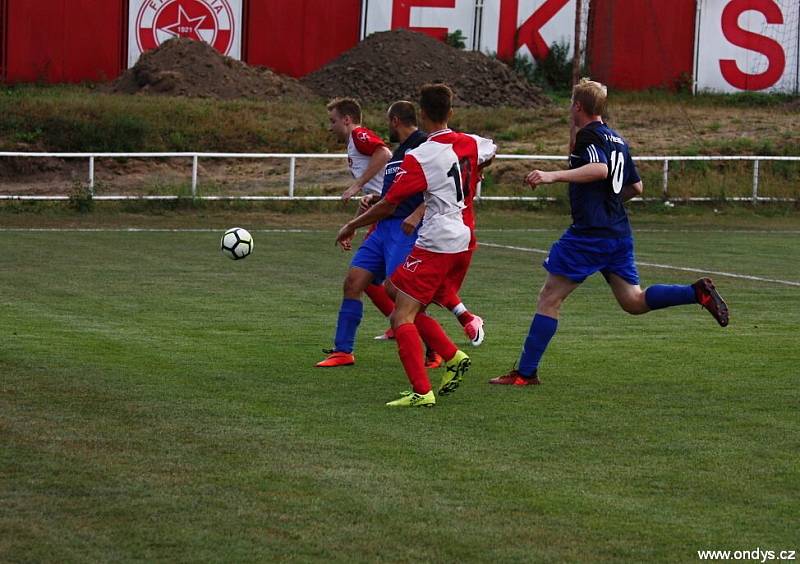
[588,0,696,90]
[0,0,6,81]
[5,0,126,83]
[695,0,799,93]
[6,0,794,94]
[245,0,361,78]
[480,0,577,62]
[361,0,582,63]
[362,0,477,44]
[128,0,243,68]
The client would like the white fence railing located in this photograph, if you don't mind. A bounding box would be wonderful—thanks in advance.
[0,152,798,203]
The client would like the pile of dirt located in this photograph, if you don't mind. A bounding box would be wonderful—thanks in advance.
[301,30,547,108]
[112,38,313,100]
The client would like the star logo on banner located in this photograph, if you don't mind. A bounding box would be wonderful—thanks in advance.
[162,6,207,41]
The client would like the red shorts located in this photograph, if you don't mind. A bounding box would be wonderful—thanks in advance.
[390,246,473,305]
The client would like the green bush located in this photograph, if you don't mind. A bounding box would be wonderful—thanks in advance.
[67,181,94,213]
[510,40,574,92]
[446,29,467,49]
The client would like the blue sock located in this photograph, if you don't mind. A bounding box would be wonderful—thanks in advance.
[644,285,696,310]
[333,299,363,353]
[518,314,558,377]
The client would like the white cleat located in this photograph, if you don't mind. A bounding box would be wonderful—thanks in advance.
[464,315,484,347]
[374,327,395,340]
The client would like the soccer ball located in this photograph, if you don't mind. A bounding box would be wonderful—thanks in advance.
[220,227,253,260]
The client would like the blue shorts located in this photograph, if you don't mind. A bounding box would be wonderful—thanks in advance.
[543,231,640,285]
[351,218,418,284]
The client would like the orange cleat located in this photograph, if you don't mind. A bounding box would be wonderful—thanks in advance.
[315,349,355,367]
[424,350,444,369]
[489,370,541,386]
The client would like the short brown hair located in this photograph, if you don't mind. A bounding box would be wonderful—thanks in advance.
[419,83,453,123]
[326,97,362,123]
[572,78,607,117]
[388,100,417,126]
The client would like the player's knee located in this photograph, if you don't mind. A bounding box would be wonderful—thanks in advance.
[537,288,563,312]
[390,310,413,328]
[343,274,368,297]
[620,302,643,315]
[619,295,647,315]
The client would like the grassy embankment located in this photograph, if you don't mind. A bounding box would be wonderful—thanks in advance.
[0,85,798,203]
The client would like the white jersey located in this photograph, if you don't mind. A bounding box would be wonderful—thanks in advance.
[346,126,387,196]
[385,129,496,253]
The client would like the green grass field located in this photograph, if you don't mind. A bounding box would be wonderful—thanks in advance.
[1,213,799,562]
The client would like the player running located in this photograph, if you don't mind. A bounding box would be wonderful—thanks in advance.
[490,78,729,387]
[322,97,397,356]
[318,101,484,369]
[335,84,496,407]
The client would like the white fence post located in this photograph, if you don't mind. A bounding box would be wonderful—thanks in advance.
[752,159,760,205]
[191,155,199,198]
[289,156,296,197]
[662,159,669,200]
[88,156,95,195]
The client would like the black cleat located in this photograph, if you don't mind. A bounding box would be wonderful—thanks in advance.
[693,277,729,327]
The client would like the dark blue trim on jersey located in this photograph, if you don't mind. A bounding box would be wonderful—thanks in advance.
[382,129,427,220]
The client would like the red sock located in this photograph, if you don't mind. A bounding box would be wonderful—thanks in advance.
[439,292,460,311]
[414,313,457,361]
[456,311,475,327]
[365,284,395,317]
[395,323,431,394]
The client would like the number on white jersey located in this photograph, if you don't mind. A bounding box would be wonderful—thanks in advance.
[446,162,463,202]
[446,157,475,203]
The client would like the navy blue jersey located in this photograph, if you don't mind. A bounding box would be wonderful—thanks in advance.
[381,129,427,219]
[567,121,640,238]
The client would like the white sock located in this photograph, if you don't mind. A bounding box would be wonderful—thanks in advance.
[451,303,467,316]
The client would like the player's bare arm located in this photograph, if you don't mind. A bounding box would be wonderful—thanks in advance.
[401,202,425,235]
[338,193,381,249]
[342,146,392,202]
[525,162,608,188]
[335,199,398,249]
[620,180,644,202]
[358,193,380,215]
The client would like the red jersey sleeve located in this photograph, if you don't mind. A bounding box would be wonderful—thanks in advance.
[385,154,427,205]
[351,127,387,156]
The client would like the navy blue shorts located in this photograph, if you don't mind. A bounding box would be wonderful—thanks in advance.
[543,231,640,285]
[351,217,418,284]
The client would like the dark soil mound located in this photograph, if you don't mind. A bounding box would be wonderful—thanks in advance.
[301,30,547,108]
[112,38,313,100]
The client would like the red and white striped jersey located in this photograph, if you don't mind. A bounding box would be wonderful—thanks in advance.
[347,126,388,196]
[385,129,496,253]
